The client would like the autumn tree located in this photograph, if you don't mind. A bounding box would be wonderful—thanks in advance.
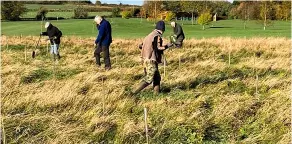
[180,1,204,25]
[142,1,164,22]
[198,12,212,30]
[260,1,273,30]
[281,1,291,21]
[237,1,251,29]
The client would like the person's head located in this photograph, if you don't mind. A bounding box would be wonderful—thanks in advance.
[155,20,165,34]
[94,15,103,25]
[45,22,51,29]
[170,21,176,28]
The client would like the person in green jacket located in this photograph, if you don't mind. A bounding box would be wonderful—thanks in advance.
[169,21,185,48]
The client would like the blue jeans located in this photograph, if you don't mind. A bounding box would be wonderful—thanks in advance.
[50,44,59,55]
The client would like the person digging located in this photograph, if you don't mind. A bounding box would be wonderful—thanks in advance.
[169,21,185,48]
[41,22,62,60]
[132,21,172,95]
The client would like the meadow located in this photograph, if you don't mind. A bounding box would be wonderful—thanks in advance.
[1,35,290,143]
[1,18,291,38]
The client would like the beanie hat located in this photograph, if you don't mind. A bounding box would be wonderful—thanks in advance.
[155,20,165,32]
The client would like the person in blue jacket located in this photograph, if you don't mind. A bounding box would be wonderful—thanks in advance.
[94,15,112,70]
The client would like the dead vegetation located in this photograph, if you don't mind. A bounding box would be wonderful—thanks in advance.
[1,36,290,143]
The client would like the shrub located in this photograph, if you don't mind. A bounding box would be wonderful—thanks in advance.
[121,11,131,19]
[198,12,212,30]
[1,1,27,21]
[111,7,121,17]
[36,6,48,20]
[73,6,88,19]
[131,8,140,17]
[165,12,176,21]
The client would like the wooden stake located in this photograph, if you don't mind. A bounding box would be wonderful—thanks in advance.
[24,45,27,62]
[253,53,256,75]
[179,55,181,69]
[6,37,8,50]
[163,56,166,78]
[256,75,258,95]
[115,56,118,66]
[228,50,231,67]
[102,77,105,115]
[144,107,149,144]
[41,17,43,33]
[47,41,49,55]
[1,117,6,144]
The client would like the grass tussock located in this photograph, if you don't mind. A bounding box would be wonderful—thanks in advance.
[1,36,290,143]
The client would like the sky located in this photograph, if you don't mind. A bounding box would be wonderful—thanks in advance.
[90,0,234,6]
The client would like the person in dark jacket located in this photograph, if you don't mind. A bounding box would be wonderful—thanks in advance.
[133,21,170,95]
[41,22,62,60]
[94,15,112,70]
[169,21,185,48]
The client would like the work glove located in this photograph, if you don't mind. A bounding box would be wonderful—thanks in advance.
[164,43,173,49]
[138,43,143,49]
[170,35,177,44]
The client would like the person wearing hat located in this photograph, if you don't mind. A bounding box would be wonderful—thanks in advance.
[41,22,62,60]
[169,21,185,48]
[133,20,171,95]
[93,15,112,70]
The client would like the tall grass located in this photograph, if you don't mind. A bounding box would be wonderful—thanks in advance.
[1,36,290,143]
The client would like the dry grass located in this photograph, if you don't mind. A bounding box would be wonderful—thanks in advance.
[1,36,290,143]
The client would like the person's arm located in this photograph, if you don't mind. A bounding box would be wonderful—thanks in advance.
[95,24,105,44]
[139,43,143,49]
[157,37,168,50]
[41,32,48,36]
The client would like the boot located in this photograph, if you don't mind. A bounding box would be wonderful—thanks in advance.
[57,54,61,60]
[132,81,150,95]
[153,85,160,95]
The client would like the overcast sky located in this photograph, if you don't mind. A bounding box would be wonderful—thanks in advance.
[90,0,234,6]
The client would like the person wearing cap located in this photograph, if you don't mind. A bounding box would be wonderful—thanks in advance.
[93,15,112,70]
[133,20,171,95]
[41,22,62,60]
[169,21,185,48]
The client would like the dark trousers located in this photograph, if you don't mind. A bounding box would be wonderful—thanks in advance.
[94,45,111,68]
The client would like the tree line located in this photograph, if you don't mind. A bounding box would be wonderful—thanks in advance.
[138,1,290,30]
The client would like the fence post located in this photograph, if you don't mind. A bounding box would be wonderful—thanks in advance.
[164,56,166,78]
[24,45,27,62]
[144,107,149,144]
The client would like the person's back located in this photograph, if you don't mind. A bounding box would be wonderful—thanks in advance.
[97,19,112,46]
[141,29,163,63]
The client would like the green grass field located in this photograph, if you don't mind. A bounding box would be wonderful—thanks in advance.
[25,4,77,10]
[21,11,111,19]
[1,18,291,38]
